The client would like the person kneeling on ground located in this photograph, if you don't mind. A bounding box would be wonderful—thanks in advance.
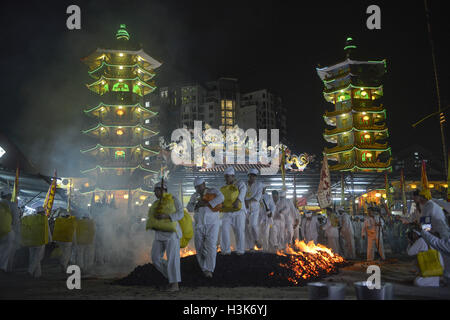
[406,229,444,287]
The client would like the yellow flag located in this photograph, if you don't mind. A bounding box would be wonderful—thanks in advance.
[11,166,19,203]
[44,170,57,217]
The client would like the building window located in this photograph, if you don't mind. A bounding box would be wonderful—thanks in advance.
[226,100,233,110]
[145,101,150,107]
[226,111,233,117]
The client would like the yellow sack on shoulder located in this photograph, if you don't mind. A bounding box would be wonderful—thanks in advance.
[21,214,49,247]
[53,216,76,242]
[220,184,241,212]
[417,248,444,277]
[146,193,178,232]
[0,201,12,238]
[179,209,193,248]
[76,218,95,245]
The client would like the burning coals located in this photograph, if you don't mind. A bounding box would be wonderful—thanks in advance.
[114,241,350,288]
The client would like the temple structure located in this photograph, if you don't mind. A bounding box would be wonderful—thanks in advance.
[80,24,162,210]
[316,38,392,172]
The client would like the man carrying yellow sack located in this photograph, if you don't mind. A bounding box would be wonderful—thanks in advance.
[220,167,247,255]
[53,209,76,273]
[0,188,20,273]
[187,177,224,278]
[22,206,52,278]
[147,181,184,292]
[74,211,96,275]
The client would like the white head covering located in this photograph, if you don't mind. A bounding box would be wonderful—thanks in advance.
[194,177,205,187]
[224,167,235,176]
[247,168,259,176]
[154,181,167,189]
[280,190,286,198]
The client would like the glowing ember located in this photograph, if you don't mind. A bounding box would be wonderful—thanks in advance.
[180,248,196,258]
[274,240,346,284]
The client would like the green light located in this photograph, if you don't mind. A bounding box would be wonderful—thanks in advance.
[344,45,357,50]
[116,24,130,40]
[346,37,353,42]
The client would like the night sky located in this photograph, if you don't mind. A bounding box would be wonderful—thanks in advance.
[0,0,448,177]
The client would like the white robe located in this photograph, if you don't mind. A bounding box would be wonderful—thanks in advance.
[340,213,356,259]
[245,181,263,249]
[28,217,52,278]
[187,187,224,273]
[421,200,450,240]
[259,193,276,251]
[220,180,247,254]
[322,219,340,254]
[151,195,184,283]
[301,216,320,244]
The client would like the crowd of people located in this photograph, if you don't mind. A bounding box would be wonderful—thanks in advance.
[1,169,449,292]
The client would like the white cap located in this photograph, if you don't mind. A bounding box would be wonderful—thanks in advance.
[194,177,205,187]
[154,181,167,189]
[248,168,259,176]
[224,167,235,176]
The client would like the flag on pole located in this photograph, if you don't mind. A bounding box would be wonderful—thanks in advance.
[384,172,392,216]
[281,146,286,191]
[43,170,57,217]
[421,160,429,191]
[317,154,332,209]
[400,168,407,215]
[447,151,450,202]
[11,165,19,203]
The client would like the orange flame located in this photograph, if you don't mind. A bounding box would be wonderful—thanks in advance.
[275,240,346,284]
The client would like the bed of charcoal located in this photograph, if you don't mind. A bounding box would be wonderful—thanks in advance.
[114,251,350,288]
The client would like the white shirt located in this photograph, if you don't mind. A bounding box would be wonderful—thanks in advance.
[422,200,450,239]
[245,181,263,202]
[187,187,224,226]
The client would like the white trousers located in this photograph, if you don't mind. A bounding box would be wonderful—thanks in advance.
[367,236,385,261]
[0,231,14,272]
[221,210,246,254]
[28,245,45,278]
[56,241,73,270]
[284,217,294,247]
[245,202,260,250]
[293,225,300,243]
[194,223,220,272]
[151,233,181,283]
[270,219,285,250]
[341,231,356,259]
[76,244,95,271]
[414,276,440,287]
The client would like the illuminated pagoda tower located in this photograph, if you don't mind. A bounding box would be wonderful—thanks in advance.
[80,24,162,209]
[316,38,392,172]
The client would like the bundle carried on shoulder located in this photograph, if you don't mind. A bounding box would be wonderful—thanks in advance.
[220,184,242,212]
[202,192,223,212]
[21,214,49,247]
[53,216,76,242]
[179,208,193,248]
[146,193,178,232]
[0,201,12,238]
[76,218,95,245]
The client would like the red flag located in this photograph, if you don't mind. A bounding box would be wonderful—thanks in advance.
[317,154,332,208]
[43,170,57,217]
[421,160,429,191]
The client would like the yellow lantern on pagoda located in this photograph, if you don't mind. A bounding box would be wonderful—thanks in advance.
[116,129,124,136]
[123,194,129,200]
[117,109,124,116]
[139,195,146,201]
[410,184,417,189]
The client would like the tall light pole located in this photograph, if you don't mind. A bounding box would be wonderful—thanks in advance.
[423,0,447,177]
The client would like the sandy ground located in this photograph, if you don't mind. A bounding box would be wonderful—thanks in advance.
[1,254,450,300]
